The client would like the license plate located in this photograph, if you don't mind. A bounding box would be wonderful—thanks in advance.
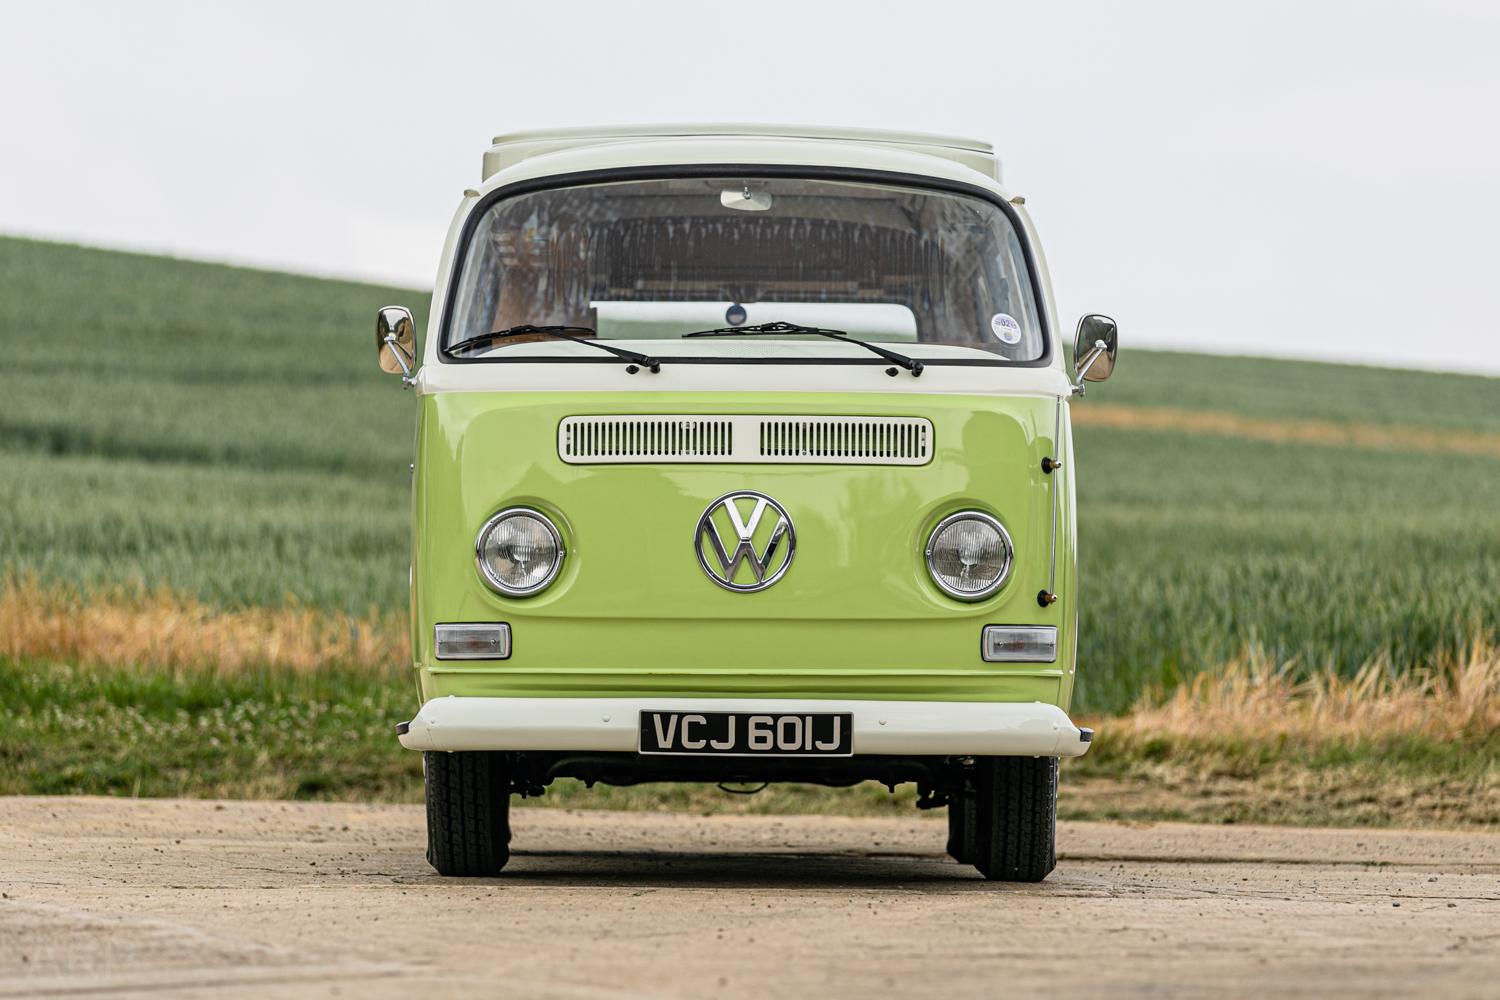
[638,711,853,756]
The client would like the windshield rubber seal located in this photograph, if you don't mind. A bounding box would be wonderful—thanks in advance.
[437,164,1053,370]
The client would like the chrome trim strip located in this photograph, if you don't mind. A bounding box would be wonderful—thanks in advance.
[421,666,1067,679]
[1047,394,1063,598]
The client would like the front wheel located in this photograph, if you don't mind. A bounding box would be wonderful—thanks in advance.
[972,756,1057,882]
[424,750,512,877]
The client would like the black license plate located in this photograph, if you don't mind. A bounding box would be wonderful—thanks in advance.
[639,711,853,756]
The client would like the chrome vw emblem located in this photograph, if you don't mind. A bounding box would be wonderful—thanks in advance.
[694,491,796,592]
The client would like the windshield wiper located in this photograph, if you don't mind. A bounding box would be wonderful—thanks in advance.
[682,321,923,377]
[446,325,661,374]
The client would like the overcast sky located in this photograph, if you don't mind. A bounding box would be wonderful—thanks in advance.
[3,0,1498,374]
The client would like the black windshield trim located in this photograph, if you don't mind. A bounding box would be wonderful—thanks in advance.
[437,164,1052,370]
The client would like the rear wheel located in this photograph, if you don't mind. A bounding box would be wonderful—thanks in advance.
[424,750,512,877]
[972,756,1057,882]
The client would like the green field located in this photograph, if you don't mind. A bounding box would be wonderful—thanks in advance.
[1075,426,1500,709]
[1,237,420,611]
[3,234,1498,822]
[1103,348,1500,433]
[4,235,1499,714]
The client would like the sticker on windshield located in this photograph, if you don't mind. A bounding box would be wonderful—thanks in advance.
[990,312,1023,345]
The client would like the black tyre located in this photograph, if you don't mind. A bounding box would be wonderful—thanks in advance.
[972,756,1057,882]
[424,750,512,877]
[946,780,978,865]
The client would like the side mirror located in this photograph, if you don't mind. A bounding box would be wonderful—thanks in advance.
[1071,314,1118,392]
[377,306,417,386]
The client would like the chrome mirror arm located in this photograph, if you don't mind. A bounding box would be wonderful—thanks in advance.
[1070,339,1107,396]
[384,334,416,388]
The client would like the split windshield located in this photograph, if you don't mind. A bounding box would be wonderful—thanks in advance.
[444,174,1045,364]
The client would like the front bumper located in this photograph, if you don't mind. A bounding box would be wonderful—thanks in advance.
[397,697,1093,757]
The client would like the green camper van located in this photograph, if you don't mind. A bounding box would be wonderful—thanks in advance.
[377,124,1118,881]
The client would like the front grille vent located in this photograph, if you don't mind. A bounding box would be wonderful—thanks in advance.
[758,418,930,462]
[560,416,734,462]
[558,415,932,465]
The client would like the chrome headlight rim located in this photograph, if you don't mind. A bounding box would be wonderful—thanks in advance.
[924,510,1015,602]
[474,506,566,597]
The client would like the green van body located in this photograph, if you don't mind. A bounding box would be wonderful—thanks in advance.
[380,125,1115,880]
[411,390,1077,706]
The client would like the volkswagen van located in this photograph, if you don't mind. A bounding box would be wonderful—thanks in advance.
[378,125,1118,882]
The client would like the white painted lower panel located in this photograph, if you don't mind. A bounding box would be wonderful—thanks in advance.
[397,696,1092,757]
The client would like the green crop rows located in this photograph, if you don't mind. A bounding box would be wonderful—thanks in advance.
[3,235,1498,714]
[1,236,420,611]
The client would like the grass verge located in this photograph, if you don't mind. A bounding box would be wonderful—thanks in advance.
[1067,640,1500,827]
[3,627,1494,827]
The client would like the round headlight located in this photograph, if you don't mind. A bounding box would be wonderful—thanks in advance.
[475,507,564,596]
[924,511,1013,601]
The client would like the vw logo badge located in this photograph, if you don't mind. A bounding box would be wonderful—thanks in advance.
[694,491,795,592]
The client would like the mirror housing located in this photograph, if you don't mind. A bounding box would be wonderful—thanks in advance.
[377,306,417,386]
[1071,314,1118,392]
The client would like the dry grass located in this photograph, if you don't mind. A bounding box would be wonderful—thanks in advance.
[1101,638,1500,747]
[1066,639,1500,826]
[1076,403,1500,458]
[0,577,407,674]
[5,574,1496,751]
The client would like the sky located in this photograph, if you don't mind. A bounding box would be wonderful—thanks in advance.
[3,0,1498,375]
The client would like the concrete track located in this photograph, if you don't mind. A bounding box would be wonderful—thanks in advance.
[2,797,1498,998]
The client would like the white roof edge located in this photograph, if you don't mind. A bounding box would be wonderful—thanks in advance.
[482,123,1002,183]
[491,123,993,152]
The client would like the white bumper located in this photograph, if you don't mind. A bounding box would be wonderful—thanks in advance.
[397,697,1093,757]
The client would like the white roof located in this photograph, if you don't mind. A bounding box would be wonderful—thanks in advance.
[481,123,1001,183]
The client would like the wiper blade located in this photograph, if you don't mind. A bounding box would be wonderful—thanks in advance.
[446,324,661,373]
[682,321,923,377]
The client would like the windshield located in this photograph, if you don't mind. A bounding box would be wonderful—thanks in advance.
[444,174,1045,364]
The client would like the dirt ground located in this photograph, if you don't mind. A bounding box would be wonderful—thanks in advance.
[2,797,1498,999]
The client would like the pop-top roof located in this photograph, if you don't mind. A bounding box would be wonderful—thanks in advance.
[481,124,1000,183]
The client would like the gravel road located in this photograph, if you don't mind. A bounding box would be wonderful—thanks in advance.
[2,796,1498,998]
